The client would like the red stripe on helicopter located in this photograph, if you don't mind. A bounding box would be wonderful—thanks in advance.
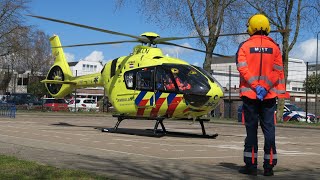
[136,99,149,116]
[166,96,183,117]
[150,98,166,117]
[183,107,190,113]
[183,107,206,113]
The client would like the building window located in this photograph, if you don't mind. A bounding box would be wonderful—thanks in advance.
[18,78,22,85]
[23,78,28,85]
[82,64,86,70]
[17,77,28,86]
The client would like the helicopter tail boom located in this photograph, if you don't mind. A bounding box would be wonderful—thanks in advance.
[43,35,103,98]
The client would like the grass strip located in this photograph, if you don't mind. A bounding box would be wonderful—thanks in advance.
[0,155,109,179]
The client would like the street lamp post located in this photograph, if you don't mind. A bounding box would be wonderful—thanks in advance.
[316,31,320,120]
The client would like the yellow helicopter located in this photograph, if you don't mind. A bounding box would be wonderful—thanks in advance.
[29,15,228,137]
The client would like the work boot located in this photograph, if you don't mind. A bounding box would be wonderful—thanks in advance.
[264,168,274,176]
[238,166,257,176]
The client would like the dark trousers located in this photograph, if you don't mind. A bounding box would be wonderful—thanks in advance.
[242,97,277,169]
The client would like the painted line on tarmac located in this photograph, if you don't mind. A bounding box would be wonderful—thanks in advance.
[0,124,96,137]
[0,121,37,124]
[0,133,242,160]
[114,138,320,156]
[0,134,239,160]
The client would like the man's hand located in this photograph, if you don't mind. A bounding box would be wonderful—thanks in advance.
[256,86,267,101]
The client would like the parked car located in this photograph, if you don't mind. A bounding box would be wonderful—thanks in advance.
[68,98,98,112]
[42,98,68,111]
[237,103,317,123]
[283,103,316,123]
[6,93,42,105]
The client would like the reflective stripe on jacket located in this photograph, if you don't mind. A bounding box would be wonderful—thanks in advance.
[236,35,287,99]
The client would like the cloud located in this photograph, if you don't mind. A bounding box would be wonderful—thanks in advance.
[84,51,104,62]
[290,38,319,63]
[65,52,75,62]
[161,42,193,58]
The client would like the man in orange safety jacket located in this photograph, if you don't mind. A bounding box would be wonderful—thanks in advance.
[236,14,288,176]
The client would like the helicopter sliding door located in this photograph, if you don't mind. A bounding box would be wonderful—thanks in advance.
[130,67,156,108]
[154,66,178,93]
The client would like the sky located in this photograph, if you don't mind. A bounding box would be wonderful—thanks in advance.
[26,0,320,66]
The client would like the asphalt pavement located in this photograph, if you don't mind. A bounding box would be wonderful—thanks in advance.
[0,112,319,179]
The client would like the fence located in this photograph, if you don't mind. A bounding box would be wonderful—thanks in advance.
[0,102,16,118]
[212,60,320,121]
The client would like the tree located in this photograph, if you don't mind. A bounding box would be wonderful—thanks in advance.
[245,0,320,121]
[303,73,320,94]
[0,0,30,57]
[23,30,53,76]
[0,1,61,96]
[18,29,53,96]
[1,27,53,77]
[27,75,47,97]
[117,0,245,72]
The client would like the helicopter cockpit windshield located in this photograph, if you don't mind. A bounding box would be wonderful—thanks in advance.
[159,64,210,95]
[124,64,210,96]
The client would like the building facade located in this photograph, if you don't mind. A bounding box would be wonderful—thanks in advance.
[210,56,316,118]
[211,56,308,94]
[68,60,105,101]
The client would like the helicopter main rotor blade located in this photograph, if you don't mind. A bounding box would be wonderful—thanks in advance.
[218,29,290,37]
[154,29,290,43]
[160,42,232,58]
[155,36,204,43]
[52,40,140,48]
[27,15,149,43]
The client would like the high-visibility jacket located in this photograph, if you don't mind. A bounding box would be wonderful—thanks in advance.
[175,77,191,91]
[236,35,288,99]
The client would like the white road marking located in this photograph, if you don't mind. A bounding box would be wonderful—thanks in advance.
[0,124,95,137]
[195,150,207,152]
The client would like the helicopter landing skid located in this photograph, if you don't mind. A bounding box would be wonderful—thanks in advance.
[102,115,218,138]
[102,115,166,135]
[196,119,218,138]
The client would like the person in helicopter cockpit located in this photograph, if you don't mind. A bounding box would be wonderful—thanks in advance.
[171,68,191,91]
[163,74,175,90]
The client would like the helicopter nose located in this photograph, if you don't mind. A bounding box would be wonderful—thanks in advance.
[183,94,210,107]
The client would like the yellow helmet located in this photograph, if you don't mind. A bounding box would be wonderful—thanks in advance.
[247,14,271,36]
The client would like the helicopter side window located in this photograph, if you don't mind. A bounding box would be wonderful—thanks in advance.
[136,68,154,91]
[124,72,135,88]
[124,70,138,89]
[155,67,177,92]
